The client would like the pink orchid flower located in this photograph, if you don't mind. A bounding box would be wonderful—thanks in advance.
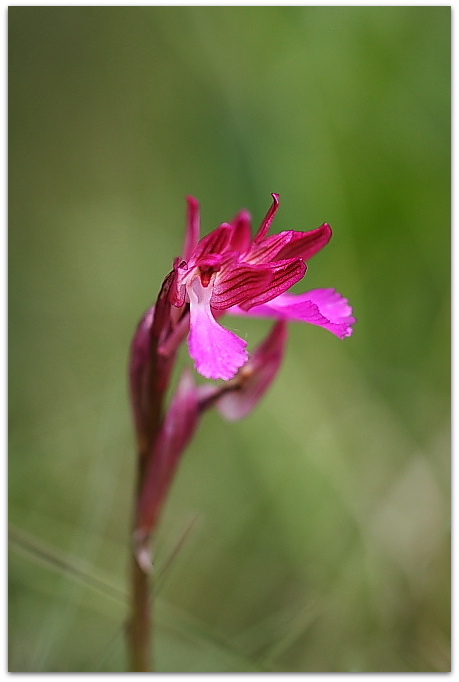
[128,194,356,669]
[170,194,356,381]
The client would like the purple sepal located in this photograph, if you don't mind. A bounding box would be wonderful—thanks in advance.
[214,320,288,421]
[136,370,200,543]
[129,305,155,454]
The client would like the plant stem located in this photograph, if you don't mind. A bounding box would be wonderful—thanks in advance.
[127,273,187,672]
[127,547,153,672]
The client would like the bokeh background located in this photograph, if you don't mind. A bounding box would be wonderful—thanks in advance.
[9,6,450,673]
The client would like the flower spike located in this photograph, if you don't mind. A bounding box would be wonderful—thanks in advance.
[127,192,356,670]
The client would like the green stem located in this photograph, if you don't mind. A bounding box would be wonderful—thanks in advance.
[127,552,152,672]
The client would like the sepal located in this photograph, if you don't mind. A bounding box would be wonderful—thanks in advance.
[135,370,200,547]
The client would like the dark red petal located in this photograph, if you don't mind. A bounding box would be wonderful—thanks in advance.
[228,210,252,253]
[246,231,296,264]
[183,196,200,261]
[211,262,273,310]
[253,193,280,243]
[240,258,307,309]
[193,223,232,261]
[276,223,332,261]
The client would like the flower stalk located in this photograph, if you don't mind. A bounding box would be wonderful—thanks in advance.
[127,194,356,671]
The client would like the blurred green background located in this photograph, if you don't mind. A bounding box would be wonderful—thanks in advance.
[9,6,450,673]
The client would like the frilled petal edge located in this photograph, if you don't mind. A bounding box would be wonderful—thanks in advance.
[228,288,356,339]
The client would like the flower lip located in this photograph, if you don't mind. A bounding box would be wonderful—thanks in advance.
[187,278,248,380]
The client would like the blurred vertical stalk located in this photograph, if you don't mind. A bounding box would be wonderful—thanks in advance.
[127,555,152,671]
[126,274,176,672]
[127,271,194,672]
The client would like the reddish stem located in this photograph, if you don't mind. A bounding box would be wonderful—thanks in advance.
[127,271,178,672]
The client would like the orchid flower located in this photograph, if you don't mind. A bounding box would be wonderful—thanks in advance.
[127,193,355,671]
[170,194,355,381]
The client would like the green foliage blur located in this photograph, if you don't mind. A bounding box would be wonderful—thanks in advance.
[9,6,450,672]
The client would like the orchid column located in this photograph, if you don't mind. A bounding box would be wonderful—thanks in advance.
[127,194,356,671]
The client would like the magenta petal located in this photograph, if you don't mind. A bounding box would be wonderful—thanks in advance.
[253,193,280,243]
[216,320,288,420]
[246,231,296,264]
[193,223,232,261]
[240,258,307,310]
[211,262,273,310]
[248,225,331,264]
[188,279,248,380]
[183,196,200,261]
[275,223,332,261]
[239,289,356,339]
[229,210,252,253]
